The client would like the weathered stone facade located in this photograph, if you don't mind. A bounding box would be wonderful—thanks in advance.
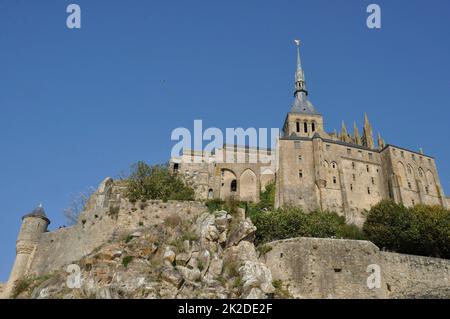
[170,145,275,203]
[1,178,208,298]
[275,135,447,226]
[263,237,450,299]
[2,178,449,299]
[2,43,449,299]
[171,44,448,226]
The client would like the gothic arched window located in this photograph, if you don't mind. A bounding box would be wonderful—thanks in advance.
[407,165,412,175]
[231,180,237,192]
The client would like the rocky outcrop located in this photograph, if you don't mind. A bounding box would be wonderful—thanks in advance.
[12,209,274,299]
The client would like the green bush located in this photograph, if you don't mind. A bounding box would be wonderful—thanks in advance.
[337,223,367,241]
[257,181,275,210]
[122,256,133,268]
[272,279,291,299]
[124,235,134,244]
[205,199,226,213]
[205,181,275,216]
[126,162,195,202]
[205,197,241,216]
[251,206,364,246]
[411,204,450,258]
[12,277,34,299]
[246,181,275,220]
[256,244,273,257]
[12,275,53,299]
[363,200,450,258]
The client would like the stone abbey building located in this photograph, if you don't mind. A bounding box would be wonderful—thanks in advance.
[2,43,449,299]
[171,43,449,226]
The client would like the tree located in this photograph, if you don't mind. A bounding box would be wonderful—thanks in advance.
[126,162,195,202]
[62,187,95,225]
[251,206,364,246]
[363,200,412,251]
[363,200,450,258]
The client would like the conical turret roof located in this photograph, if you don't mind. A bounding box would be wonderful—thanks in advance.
[22,204,50,224]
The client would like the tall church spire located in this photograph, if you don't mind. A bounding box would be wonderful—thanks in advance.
[294,40,308,97]
[353,121,362,145]
[362,113,374,149]
[341,121,349,143]
[290,40,319,115]
[377,132,385,149]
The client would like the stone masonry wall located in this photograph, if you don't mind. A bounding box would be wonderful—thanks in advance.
[262,238,385,299]
[263,237,450,299]
[27,182,208,277]
[381,252,450,298]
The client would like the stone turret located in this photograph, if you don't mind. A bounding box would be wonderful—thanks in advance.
[3,205,50,298]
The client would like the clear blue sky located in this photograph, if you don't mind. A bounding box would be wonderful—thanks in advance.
[1,0,449,281]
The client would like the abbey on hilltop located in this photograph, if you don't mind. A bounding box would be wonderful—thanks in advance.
[170,42,449,226]
[2,42,450,300]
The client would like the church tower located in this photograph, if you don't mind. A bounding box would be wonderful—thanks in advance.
[282,40,324,138]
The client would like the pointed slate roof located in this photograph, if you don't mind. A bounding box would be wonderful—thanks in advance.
[290,40,320,115]
[22,204,50,224]
[290,91,320,115]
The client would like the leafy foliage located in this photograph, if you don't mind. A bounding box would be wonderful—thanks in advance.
[272,279,292,299]
[123,235,134,244]
[205,182,364,246]
[206,197,241,216]
[126,162,195,202]
[122,256,133,268]
[256,244,273,257]
[250,206,365,246]
[205,199,226,213]
[12,277,34,299]
[259,182,276,210]
[246,181,275,220]
[12,275,52,299]
[363,200,450,258]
